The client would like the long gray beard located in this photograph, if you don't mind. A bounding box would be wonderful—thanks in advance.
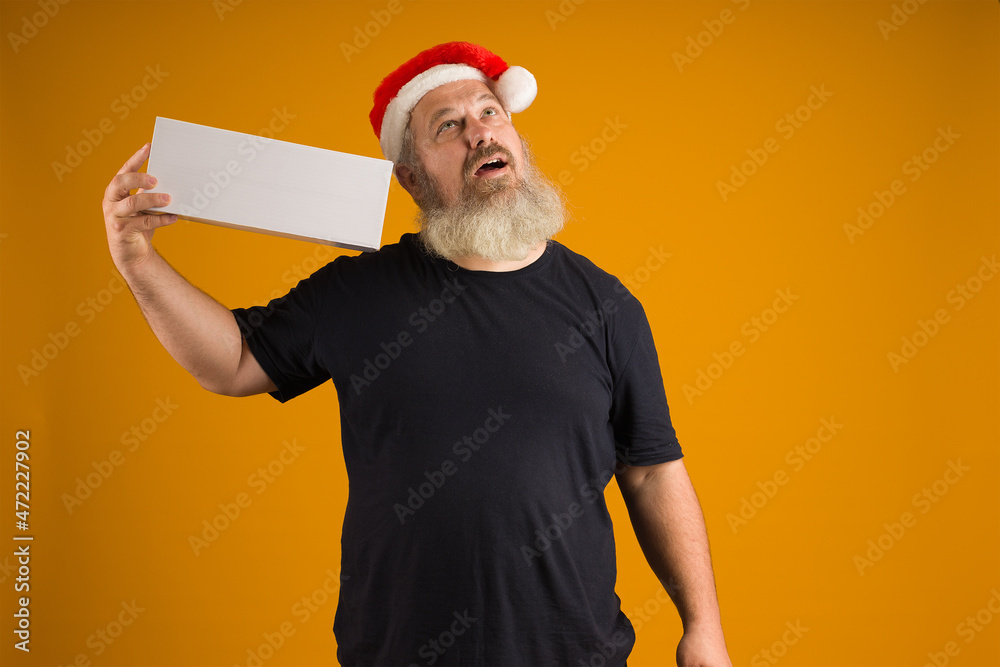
[414,143,568,263]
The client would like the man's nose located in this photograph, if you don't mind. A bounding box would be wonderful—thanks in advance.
[465,116,493,150]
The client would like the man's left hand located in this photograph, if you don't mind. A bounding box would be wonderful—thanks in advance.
[676,625,733,667]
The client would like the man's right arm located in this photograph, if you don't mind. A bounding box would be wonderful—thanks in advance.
[103,143,277,397]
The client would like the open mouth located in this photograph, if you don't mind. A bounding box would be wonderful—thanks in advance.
[474,156,508,177]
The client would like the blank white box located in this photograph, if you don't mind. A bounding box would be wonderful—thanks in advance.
[142,116,392,252]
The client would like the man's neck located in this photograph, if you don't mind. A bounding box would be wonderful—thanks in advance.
[448,240,548,272]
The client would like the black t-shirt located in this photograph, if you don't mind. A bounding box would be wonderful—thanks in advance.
[231,233,682,666]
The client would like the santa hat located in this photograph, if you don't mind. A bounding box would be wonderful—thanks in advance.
[370,41,537,163]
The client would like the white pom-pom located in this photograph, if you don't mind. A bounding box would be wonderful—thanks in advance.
[495,65,537,114]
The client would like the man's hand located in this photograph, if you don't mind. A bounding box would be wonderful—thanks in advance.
[102,142,177,272]
[677,624,734,667]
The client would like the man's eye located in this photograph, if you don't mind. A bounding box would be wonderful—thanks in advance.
[438,120,457,133]
[483,108,497,116]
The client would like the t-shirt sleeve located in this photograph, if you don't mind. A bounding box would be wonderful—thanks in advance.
[230,262,336,403]
[608,294,683,466]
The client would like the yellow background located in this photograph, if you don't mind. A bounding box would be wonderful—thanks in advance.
[2,1,998,665]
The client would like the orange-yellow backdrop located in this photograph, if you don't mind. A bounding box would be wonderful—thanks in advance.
[2,1,998,665]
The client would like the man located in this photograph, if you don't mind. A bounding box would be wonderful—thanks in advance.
[101,42,732,667]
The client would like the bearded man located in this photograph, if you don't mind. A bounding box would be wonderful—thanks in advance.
[101,42,732,667]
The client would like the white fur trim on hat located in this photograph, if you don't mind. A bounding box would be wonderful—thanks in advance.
[380,63,489,163]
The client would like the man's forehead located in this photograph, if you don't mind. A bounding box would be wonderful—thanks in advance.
[411,80,499,126]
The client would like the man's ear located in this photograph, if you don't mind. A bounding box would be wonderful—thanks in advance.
[395,163,419,199]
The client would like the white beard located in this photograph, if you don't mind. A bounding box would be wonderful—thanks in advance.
[413,139,568,262]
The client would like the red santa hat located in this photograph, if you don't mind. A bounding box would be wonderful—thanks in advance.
[370,41,537,163]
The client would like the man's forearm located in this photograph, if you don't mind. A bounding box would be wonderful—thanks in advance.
[617,459,724,630]
[118,248,246,394]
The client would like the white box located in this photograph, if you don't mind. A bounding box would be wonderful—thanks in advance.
[142,116,392,252]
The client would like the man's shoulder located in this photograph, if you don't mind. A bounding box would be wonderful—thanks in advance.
[549,239,627,290]
[357,231,422,264]
[319,232,426,277]
[548,239,653,325]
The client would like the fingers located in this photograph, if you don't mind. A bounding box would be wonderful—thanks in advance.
[117,142,150,177]
[105,171,158,205]
[112,208,178,234]
[133,211,179,233]
[105,143,157,204]
[111,191,173,222]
